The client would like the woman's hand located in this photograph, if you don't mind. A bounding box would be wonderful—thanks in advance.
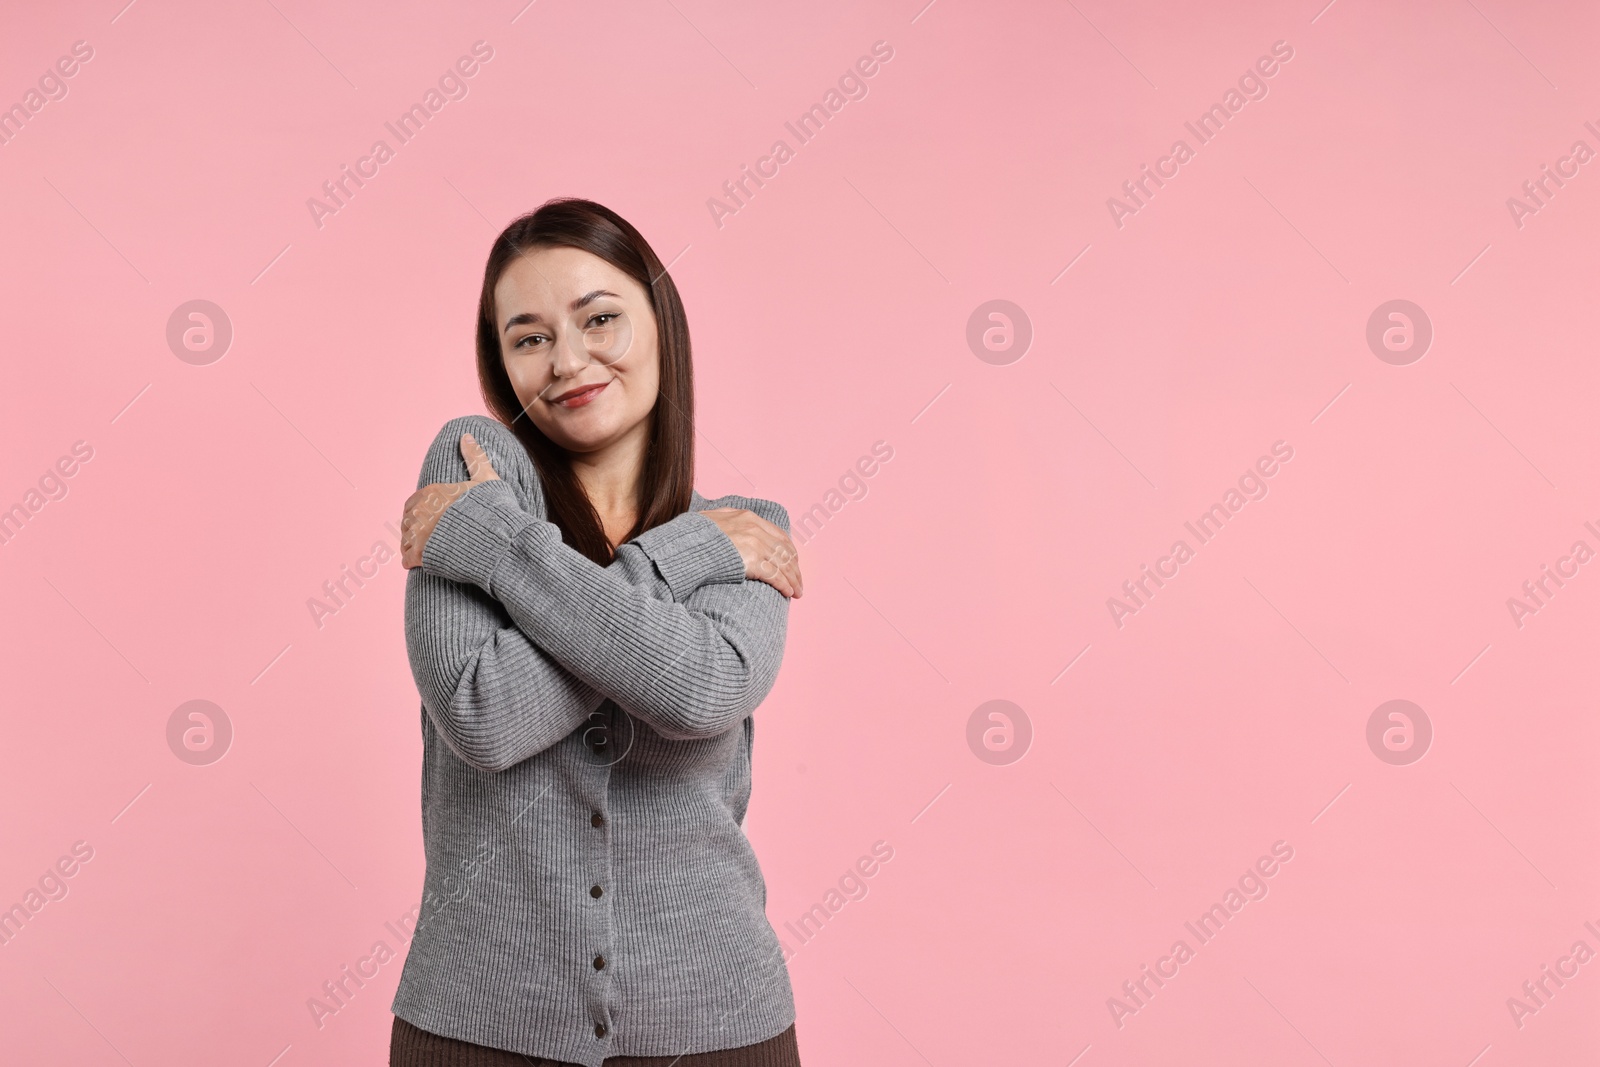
[701,508,803,599]
[401,433,501,569]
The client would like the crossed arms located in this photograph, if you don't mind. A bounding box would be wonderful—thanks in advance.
[403,415,792,772]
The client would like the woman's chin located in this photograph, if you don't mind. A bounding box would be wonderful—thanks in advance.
[548,422,626,454]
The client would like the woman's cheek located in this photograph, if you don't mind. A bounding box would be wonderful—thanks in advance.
[506,363,541,406]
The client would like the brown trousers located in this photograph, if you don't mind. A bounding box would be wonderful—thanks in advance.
[390,1015,801,1067]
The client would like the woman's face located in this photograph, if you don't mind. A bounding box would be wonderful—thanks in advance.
[494,245,659,455]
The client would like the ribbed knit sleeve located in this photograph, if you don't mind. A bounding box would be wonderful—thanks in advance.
[406,567,596,772]
[632,508,750,600]
[404,415,760,769]
[419,453,791,743]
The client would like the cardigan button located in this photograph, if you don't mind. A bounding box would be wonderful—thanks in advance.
[595,1023,607,1038]
[590,885,603,898]
[594,954,606,970]
[591,812,604,828]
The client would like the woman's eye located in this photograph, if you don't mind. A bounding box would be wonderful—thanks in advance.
[515,333,549,349]
[587,313,618,328]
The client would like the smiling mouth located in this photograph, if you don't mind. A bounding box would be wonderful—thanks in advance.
[549,380,611,408]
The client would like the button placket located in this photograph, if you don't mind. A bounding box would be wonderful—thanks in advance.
[582,726,615,1045]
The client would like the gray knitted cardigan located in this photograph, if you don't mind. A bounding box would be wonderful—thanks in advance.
[389,414,796,1066]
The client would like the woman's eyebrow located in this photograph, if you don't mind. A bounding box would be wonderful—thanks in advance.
[503,311,544,333]
[503,291,621,334]
[570,289,619,311]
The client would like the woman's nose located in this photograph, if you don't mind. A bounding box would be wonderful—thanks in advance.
[551,330,597,373]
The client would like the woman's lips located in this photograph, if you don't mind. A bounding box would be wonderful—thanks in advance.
[553,380,610,408]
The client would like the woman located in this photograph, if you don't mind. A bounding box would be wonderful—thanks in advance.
[390,199,805,1067]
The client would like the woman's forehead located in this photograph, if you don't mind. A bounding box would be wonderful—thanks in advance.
[498,246,631,301]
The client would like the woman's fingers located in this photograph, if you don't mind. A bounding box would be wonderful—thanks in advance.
[399,437,498,569]
[399,481,472,568]
[400,490,439,568]
[460,433,501,483]
[751,515,803,598]
[698,507,804,598]
[753,529,802,598]
[748,542,796,598]
[777,538,803,598]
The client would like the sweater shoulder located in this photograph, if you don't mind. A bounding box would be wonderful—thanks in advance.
[418,414,544,515]
[694,492,790,535]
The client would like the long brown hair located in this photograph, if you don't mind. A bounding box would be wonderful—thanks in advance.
[475,198,695,566]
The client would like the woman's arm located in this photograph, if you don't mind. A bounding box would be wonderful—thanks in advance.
[405,416,754,769]
[407,569,597,772]
[419,472,792,743]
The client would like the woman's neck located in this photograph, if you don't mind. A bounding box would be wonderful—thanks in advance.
[568,419,651,544]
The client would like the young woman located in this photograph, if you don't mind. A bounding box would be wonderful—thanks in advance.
[390,199,805,1067]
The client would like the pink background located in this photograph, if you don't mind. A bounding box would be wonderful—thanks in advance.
[2,0,1598,1063]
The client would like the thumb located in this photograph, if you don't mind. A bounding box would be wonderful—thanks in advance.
[460,433,501,483]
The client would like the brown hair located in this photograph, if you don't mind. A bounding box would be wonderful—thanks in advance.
[475,198,695,566]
